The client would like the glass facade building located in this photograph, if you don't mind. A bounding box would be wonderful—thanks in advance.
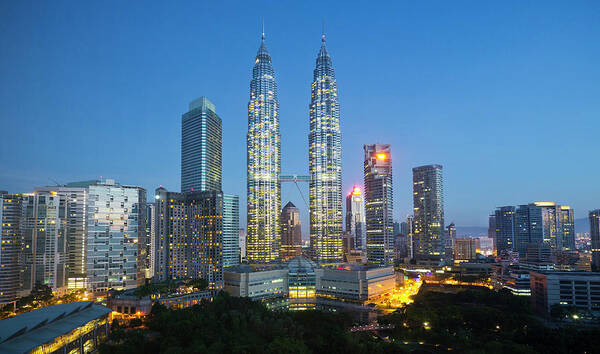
[21,191,68,293]
[181,97,222,193]
[246,32,281,264]
[533,202,575,251]
[514,204,543,257]
[412,164,445,262]
[86,180,146,294]
[364,144,394,266]
[493,206,515,255]
[223,194,240,268]
[309,33,343,264]
[0,193,23,304]
[345,186,366,250]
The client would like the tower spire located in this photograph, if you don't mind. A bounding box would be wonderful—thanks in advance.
[321,20,326,43]
[262,18,265,41]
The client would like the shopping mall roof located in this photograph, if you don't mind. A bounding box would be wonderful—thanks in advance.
[0,301,111,353]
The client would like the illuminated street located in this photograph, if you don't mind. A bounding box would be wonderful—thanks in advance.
[372,277,423,312]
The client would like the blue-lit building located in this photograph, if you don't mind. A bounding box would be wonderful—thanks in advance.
[514,204,543,257]
[246,31,281,264]
[181,97,222,193]
[412,164,445,263]
[493,206,516,255]
[223,194,240,267]
[309,33,343,264]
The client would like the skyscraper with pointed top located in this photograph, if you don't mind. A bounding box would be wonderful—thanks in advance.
[246,29,281,264]
[309,32,343,264]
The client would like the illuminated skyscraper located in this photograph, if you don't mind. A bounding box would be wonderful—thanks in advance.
[533,202,575,250]
[246,30,281,264]
[364,144,394,266]
[412,164,445,262]
[154,187,224,291]
[181,97,222,193]
[309,33,343,264]
[346,186,366,250]
[281,202,302,261]
[0,193,23,304]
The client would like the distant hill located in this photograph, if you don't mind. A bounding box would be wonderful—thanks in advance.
[456,226,488,238]
[575,218,589,234]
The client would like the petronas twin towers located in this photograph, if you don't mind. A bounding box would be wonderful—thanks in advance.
[246,30,342,264]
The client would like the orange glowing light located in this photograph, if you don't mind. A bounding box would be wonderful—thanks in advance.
[352,186,361,195]
[376,153,386,160]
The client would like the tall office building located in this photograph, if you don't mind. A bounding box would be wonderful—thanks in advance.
[412,165,445,262]
[364,144,394,266]
[590,210,600,271]
[346,186,366,250]
[86,180,146,294]
[246,30,281,264]
[21,191,68,293]
[181,97,222,193]
[154,188,224,291]
[493,206,515,255]
[309,33,343,264]
[0,193,23,304]
[514,204,543,257]
[223,194,240,268]
[533,202,575,251]
[280,202,302,261]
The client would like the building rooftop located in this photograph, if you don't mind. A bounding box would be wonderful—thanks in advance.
[286,256,317,273]
[0,301,111,353]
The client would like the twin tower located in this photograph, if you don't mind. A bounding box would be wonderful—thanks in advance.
[246,31,342,265]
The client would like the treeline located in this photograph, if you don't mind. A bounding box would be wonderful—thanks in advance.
[381,287,600,353]
[100,292,404,353]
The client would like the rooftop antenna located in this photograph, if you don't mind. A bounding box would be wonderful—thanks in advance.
[262,18,265,40]
[321,20,325,42]
[48,178,61,186]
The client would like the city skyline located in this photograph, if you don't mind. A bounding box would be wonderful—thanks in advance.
[1,2,599,234]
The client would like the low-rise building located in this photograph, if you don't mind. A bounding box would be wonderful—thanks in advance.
[316,265,395,302]
[530,271,600,315]
[0,301,111,353]
[224,264,288,300]
[491,264,531,296]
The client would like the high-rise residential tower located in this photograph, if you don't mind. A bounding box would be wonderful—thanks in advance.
[86,180,146,294]
[223,194,240,267]
[246,30,281,264]
[154,187,224,291]
[364,144,394,266]
[346,186,366,250]
[0,193,23,304]
[21,190,69,293]
[280,202,302,261]
[181,97,222,193]
[590,210,600,271]
[309,33,343,264]
[412,165,445,262]
[533,202,575,251]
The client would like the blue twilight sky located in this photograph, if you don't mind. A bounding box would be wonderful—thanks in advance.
[1,1,599,236]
